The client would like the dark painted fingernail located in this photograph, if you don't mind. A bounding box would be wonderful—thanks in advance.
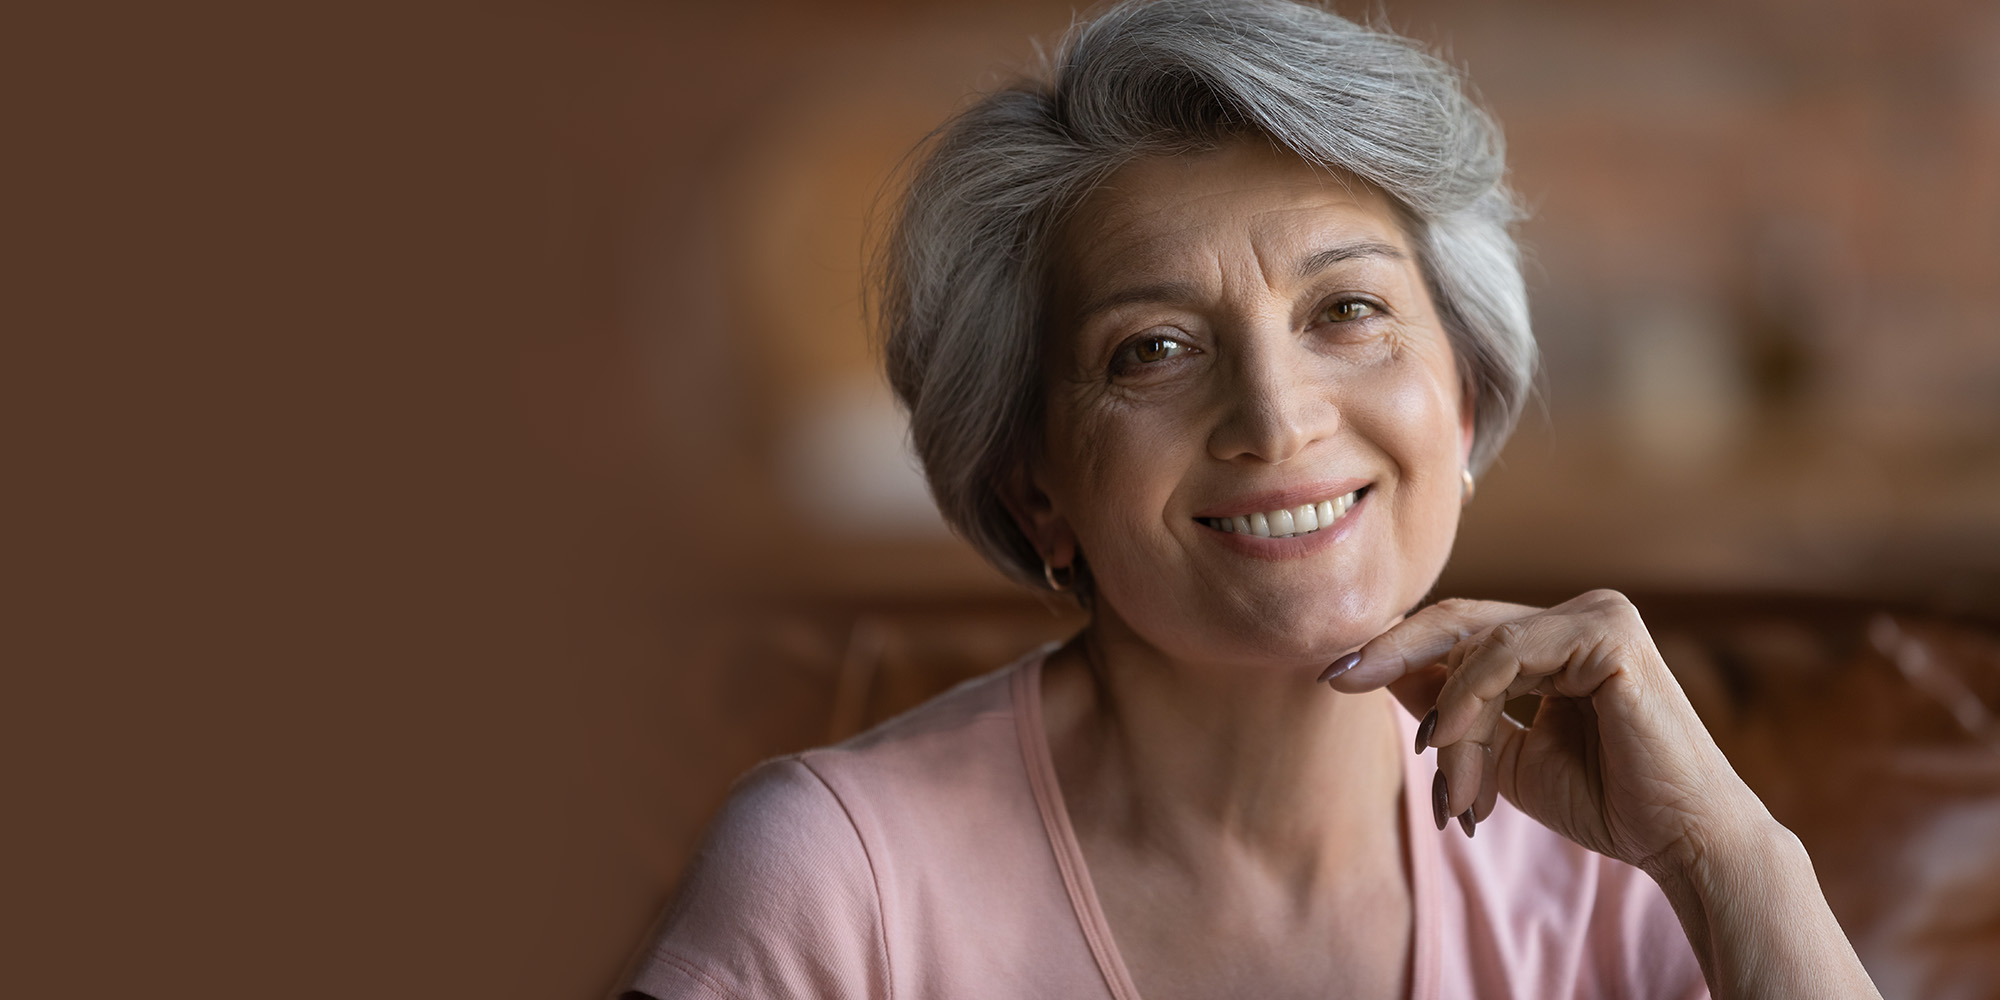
[1318,652,1362,683]
[1458,808,1477,838]
[1415,708,1438,754]
[1431,770,1449,831]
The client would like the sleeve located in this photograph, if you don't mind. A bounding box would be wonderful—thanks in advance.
[621,757,890,1000]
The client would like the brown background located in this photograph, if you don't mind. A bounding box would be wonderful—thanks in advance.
[8,0,1997,997]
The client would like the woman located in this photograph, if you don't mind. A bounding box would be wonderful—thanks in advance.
[628,1,1880,997]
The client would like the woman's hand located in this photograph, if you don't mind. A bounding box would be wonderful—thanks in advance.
[1327,590,1882,1000]
[1327,590,1758,874]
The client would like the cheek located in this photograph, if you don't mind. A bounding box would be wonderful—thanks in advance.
[1357,348,1463,471]
[1391,378,1462,472]
[1362,359,1467,550]
[1047,410,1228,627]
[1046,398,1182,544]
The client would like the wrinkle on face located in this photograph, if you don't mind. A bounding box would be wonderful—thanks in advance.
[1025,139,1470,669]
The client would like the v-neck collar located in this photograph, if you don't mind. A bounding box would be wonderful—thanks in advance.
[1010,653,1441,1000]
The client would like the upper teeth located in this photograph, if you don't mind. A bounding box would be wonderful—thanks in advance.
[1204,490,1360,538]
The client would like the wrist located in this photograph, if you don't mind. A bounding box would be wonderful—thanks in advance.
[1641,794,1880,1000]
[1645,788,1799,904]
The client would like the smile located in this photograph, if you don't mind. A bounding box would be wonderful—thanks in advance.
[1198,487,1366,538]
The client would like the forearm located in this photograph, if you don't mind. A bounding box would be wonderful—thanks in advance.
[1648,809,1880,1000]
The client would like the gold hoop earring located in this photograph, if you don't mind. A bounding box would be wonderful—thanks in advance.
[1043,560,1067,592]
[1460,468,1476,504]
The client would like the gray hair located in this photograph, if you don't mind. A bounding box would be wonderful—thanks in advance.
[877,0,1534,592]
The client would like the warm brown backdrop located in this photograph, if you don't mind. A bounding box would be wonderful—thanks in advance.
[9,0,1997,997]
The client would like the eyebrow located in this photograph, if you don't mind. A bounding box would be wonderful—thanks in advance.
[1075,240,1410,321]
[1296,240,1407,278]
[1073,281,1201,322]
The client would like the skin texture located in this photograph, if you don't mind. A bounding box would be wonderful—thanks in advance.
[1021,144,1471,671]
[1006,140,1881,1000]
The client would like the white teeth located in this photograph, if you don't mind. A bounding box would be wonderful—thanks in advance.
[1205,489,1362,539]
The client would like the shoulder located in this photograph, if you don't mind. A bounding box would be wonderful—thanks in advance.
[624,658,1048,1000]
[625,758,888,1000]
[682,758,877,914]
[791,660,1060,914]
[806,662,1025,797]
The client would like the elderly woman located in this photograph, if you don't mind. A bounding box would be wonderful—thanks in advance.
[628,1,1880,997]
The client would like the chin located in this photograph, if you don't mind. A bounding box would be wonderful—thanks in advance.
[1092,536,1455,671]
[1150,583,1416,672]
[1262,595,1403,663]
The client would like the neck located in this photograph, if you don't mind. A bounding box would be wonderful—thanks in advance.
[1042,607,1407,870]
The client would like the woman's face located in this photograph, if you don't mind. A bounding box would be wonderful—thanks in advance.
[1020,140,1472,671]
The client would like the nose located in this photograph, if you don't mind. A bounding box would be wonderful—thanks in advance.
[1205,326,1336,465]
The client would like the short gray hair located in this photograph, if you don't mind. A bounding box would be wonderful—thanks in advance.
[877,0,1535,591]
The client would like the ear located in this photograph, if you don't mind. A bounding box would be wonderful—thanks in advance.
[997,457,1078,571]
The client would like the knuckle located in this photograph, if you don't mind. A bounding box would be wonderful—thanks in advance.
[1582,587,1632,611]
[1574,589,1648,636]
[1486,620,1530,648]
[1432,597,1477,619]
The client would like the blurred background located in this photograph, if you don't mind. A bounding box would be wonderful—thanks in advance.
[8,0,1998,997]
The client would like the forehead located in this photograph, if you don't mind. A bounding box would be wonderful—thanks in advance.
[1053,141,1412,299]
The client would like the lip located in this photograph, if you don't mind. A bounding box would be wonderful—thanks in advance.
[1190,478,1371,519]
[1197,486,1371,561]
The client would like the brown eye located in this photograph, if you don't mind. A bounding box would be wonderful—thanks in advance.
[1323,299,1377,323]
[1119,334,1190,367]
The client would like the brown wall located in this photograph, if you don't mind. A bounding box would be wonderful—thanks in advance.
[9,0,1997,997]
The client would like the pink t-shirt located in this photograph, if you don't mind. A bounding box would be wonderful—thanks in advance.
[627,650,1708,999]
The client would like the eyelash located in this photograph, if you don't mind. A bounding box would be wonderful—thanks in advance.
[1109,332,1196,376]
[1105,296,1385,378]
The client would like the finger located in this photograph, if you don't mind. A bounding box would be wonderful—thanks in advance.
[1437,740,1486,824]
[1492,698,1532,808]
[1384,663,1447,722]
[1435,668,1515,824]
[1437,732,1511,834]
[1494,695,1611,853]
[1326,599,1540,694]
[1474,714,1523,822]
[1430,614,1593,748]
[1428,615,1588,832]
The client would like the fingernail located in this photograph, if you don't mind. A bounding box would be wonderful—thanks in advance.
[1318,652,1362,683]
[1431,770,1449,831]
[1415,708,1438,754]
[1458,808,1477,838]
